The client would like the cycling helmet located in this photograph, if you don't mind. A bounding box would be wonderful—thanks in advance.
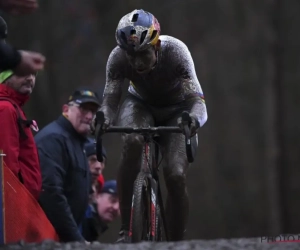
[115,9,161,52]
[0,16,7,40]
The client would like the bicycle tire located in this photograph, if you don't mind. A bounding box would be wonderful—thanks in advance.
[131,172,151,243]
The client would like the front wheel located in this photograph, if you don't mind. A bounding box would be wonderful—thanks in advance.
[130,172,161,242]
[130,172,151,243]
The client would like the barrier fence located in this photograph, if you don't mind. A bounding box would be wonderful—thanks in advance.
[0,149,59,245]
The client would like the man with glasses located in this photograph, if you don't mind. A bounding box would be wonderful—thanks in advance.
[35,87,100,243]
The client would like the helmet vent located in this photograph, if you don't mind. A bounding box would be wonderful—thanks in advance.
[120,31,127,43]
[140,30,147,44]
[130,29,136,35]
[131,13,139,22]
[150,30,157,42]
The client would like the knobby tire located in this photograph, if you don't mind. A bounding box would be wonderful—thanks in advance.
[131,172,151,243]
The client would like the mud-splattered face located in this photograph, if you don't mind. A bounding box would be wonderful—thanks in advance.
[125,46,157,74]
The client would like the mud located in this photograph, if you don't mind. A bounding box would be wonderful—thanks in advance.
[0,238,299,250]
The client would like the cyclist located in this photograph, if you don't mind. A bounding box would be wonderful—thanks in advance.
[98,9,208,242]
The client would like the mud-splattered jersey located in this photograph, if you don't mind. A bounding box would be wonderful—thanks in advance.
[101,35,207,127]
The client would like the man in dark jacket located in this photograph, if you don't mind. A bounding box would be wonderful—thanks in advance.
[0,69,41,199]
[35,88,100,242]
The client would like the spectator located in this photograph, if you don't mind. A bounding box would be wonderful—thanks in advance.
[81,180,120,242]
[0,16,7,41]
[97,173,105,193]
[80,140,106,238]
[35,87,100,242]
[0,14,45,76]
[84,140,107,200]
[0,69,41,200]
[96,180,120,224]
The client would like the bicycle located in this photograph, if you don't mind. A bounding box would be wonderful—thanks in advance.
[95,110,196,243]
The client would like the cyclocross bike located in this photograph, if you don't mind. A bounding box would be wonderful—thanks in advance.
[95,110,196,243]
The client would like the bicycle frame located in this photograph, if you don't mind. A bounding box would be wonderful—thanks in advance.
[126,132,165,241]
[141,136,154,240]
[138,135,162,240]
[95,110,196,242]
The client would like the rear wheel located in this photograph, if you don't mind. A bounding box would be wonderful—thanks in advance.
[130,172,152,243]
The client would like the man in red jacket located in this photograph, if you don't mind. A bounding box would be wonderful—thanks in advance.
[0,69,41,200]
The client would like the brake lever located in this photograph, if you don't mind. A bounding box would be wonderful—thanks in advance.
[181,111,192,137]
[181,111,194,163]
[96,111,105,128]
[183,125,191,144]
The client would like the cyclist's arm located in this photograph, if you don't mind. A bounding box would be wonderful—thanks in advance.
[173,41,208,127]
[100,47,125,124]
[36,135,85,242]
[0,40,21,70]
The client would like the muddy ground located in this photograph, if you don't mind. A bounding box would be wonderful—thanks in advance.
[0,238,299,250]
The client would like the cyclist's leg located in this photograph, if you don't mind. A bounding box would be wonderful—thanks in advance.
[116,94,154,240]
[159,114,198,241]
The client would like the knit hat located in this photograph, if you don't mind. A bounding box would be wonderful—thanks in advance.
[101,180,117,195]
[0,70,13,83]
[0,16,7,40]
[84,141,107,158]
[0,70,38,84]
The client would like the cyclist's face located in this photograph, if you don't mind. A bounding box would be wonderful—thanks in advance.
[4,74,36,95]
[64,102,98,135]
[126,46,157,74]
[96,193,120,223]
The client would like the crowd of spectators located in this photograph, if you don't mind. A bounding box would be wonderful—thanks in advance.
[0,2,120,243]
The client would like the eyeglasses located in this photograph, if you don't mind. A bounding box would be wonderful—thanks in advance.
[68,102,97,115]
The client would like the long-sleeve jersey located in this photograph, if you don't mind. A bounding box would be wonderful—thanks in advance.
[101,35,208,127]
